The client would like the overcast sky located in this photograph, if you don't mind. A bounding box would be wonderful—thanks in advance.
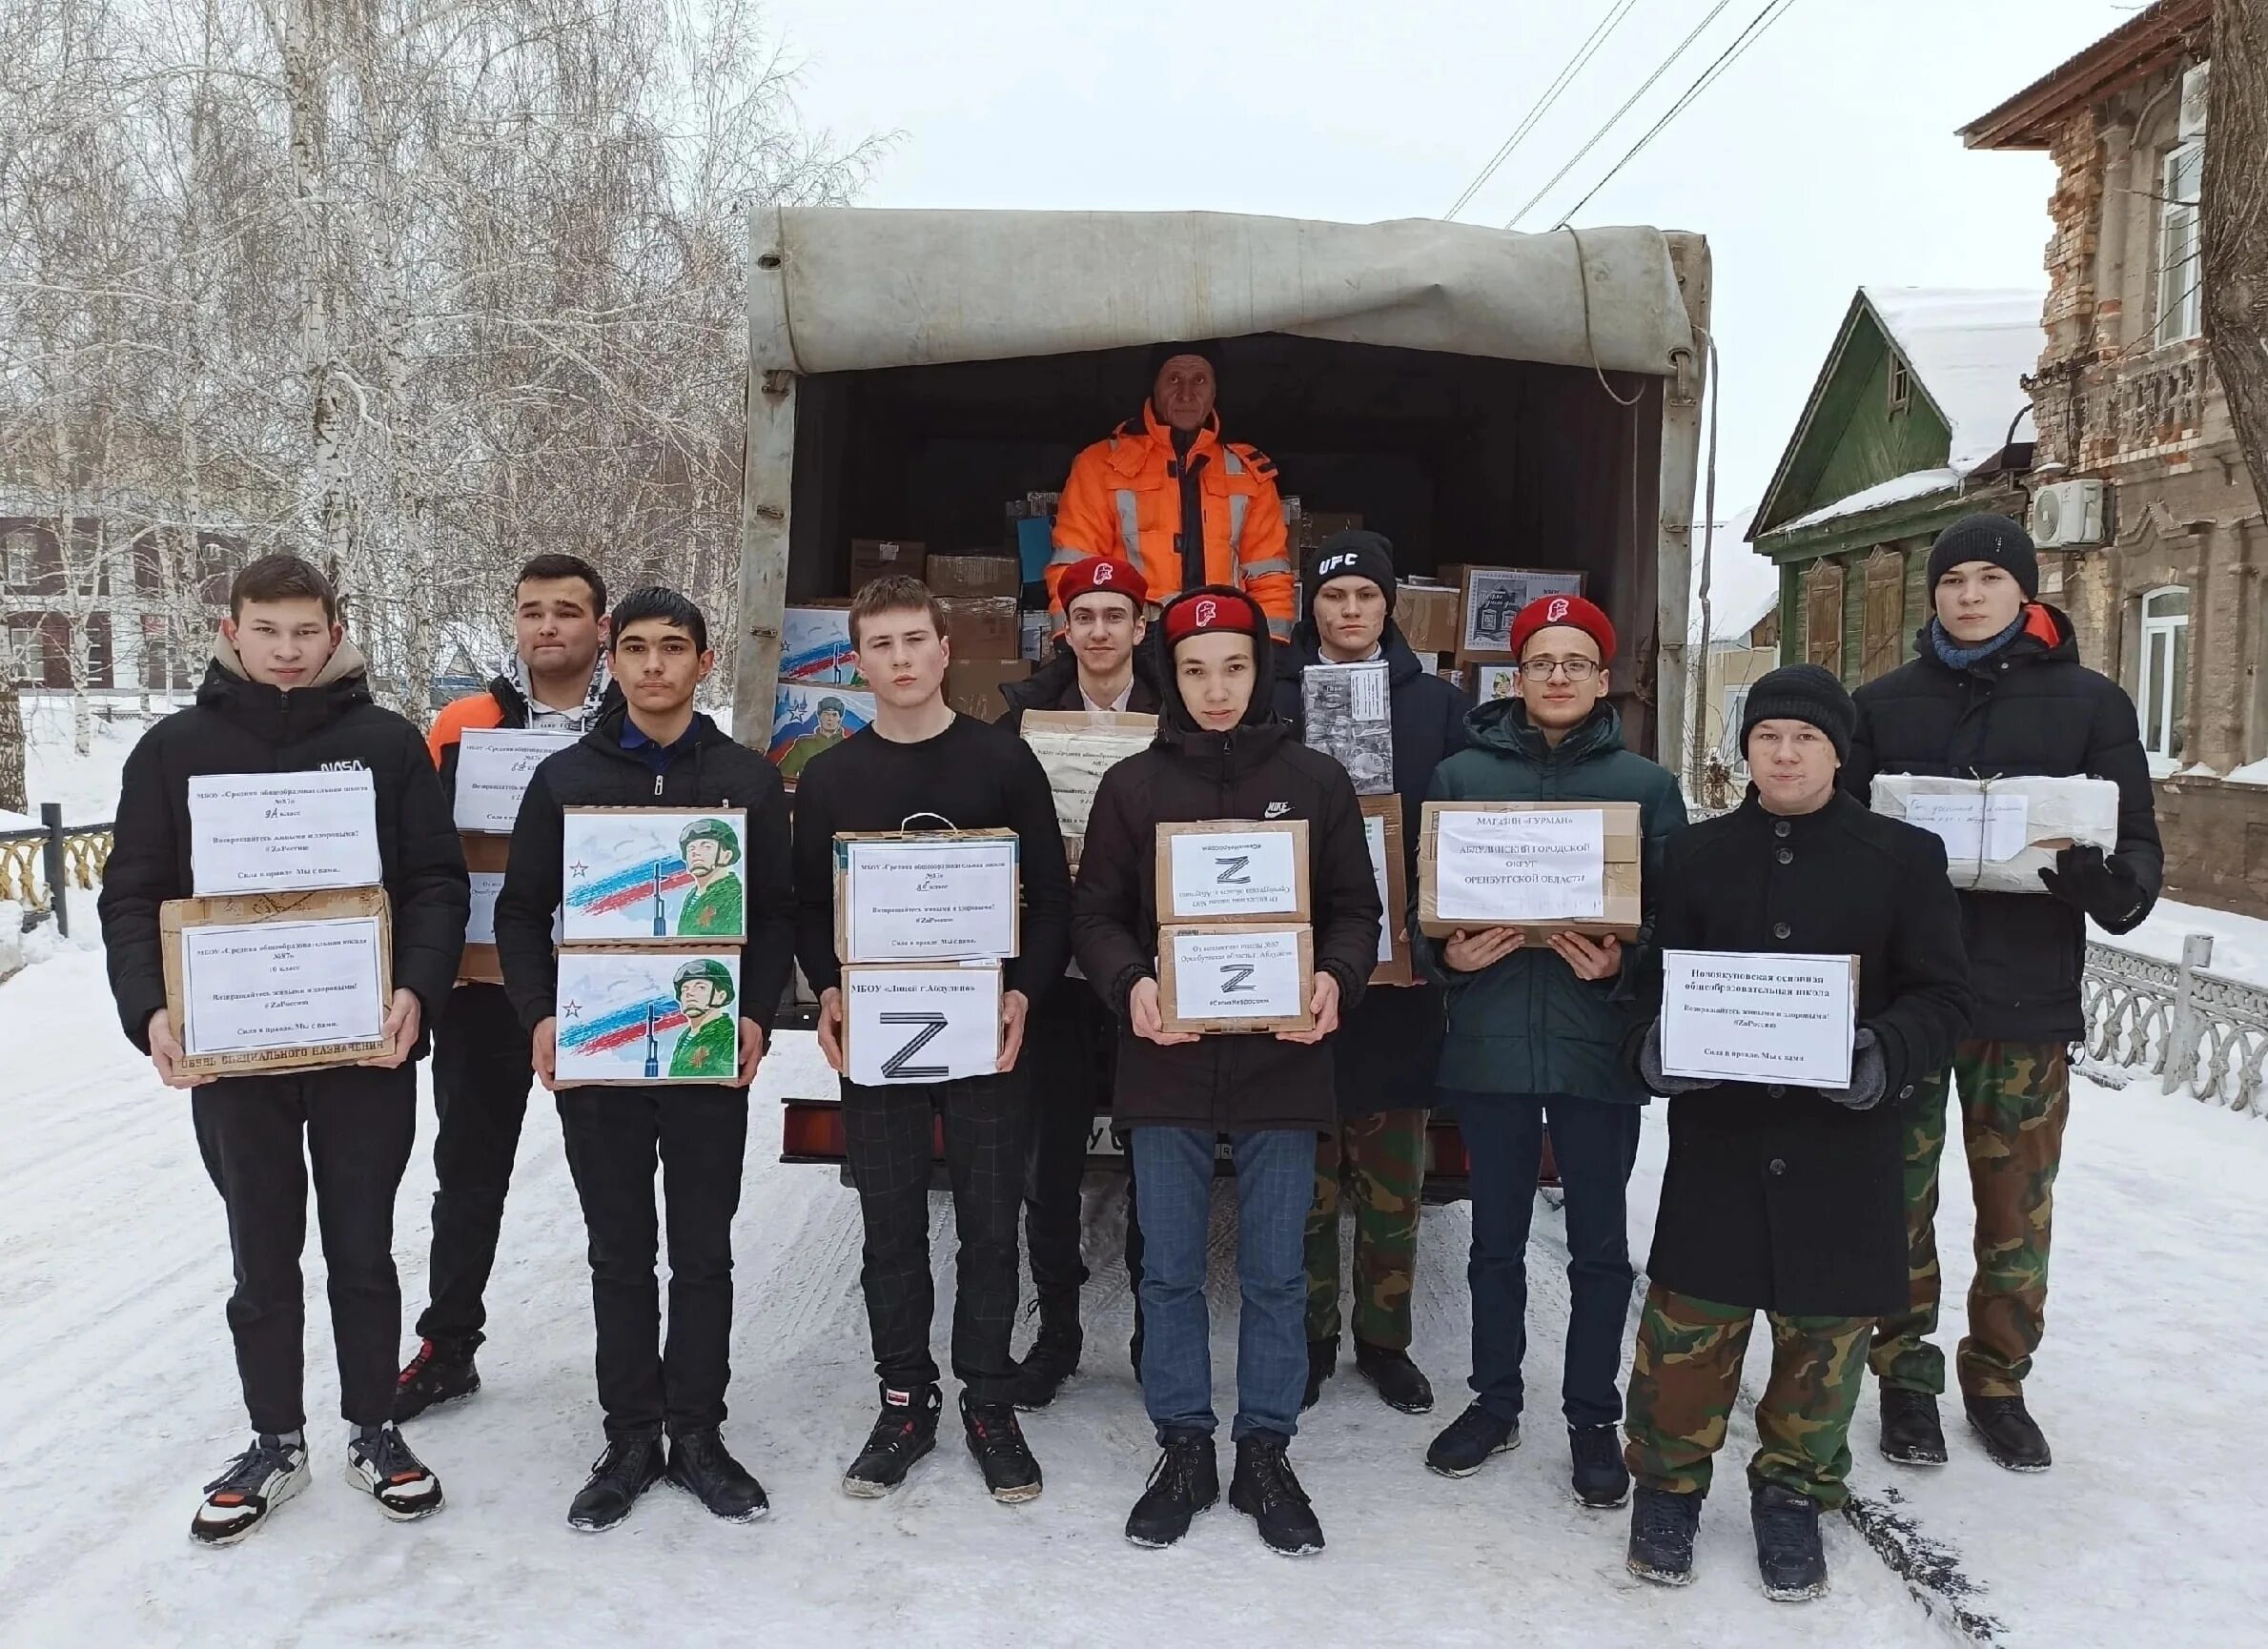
[764,0,2135,550]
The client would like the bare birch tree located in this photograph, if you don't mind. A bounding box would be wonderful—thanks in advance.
[2203,0,2268,504]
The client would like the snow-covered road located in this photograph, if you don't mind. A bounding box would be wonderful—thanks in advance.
[1,944,2260,1647]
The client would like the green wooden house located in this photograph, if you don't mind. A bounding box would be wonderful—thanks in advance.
[1747,287,2041,685]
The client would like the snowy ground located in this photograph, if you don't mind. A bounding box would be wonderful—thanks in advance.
[3,943,2266,1646]
[2116,897,2268,988]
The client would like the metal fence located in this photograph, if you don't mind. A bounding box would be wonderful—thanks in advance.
[0,806,114,937]
[2083,934,2268,1116]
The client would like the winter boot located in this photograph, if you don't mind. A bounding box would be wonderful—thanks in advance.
[567,1435,664,1532]
[1879,1386,1949,1467]
[1012,1299,1083,1412]
[1301,1336,1338,1411]
[1569,1423,1631,1508]
[345,1421,444,1522]
[1625,1486,1702,1586]
[1228,1433,1325,1557]
[392,1334,480,1423]
[1965,1394,2052,1472]
[1354,1339,1435,1415]
[844,1383,942,1498]
[1125,1429,1220,1549]
[190,1432,309,1547]
[667,1428,770,1523]
[1750,1482,1829,1601]
[960,1393,1044,1504]
[1425,1402,1520,1478]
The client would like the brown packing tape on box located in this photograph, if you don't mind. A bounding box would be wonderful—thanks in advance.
[927,554,1021,599]
[1156,921,1316,1034]
[460,832,510,984]
[849,539,927,591]
[1154,818,1311,925]
[161,886,396,1078]
[830,827,1022,966]
[946,658,1032,721]
[1418,800,1642,941]
[939,595,1023,662]
[1360,793,1413,987]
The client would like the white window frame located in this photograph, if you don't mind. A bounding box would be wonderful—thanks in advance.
[2156,141,2204,347]
[1,529,35,589]
[2138,584,2189,770]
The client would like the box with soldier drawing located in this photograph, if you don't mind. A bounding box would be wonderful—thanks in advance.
[559,807,749,945]
[552,949,743,1086]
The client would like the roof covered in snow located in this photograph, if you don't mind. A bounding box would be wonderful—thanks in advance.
[1774,467,1962,536]
[1865,287,2042,475]
[1689,507,1781,645]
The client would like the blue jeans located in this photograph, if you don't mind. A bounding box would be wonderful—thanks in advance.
[1451,1091,1642,1430]
[1127,1127,1314,1443]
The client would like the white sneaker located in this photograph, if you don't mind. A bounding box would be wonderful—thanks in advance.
[345,1422,445,1521]
[191,1434,310,1547]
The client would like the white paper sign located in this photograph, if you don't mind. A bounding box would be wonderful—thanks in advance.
[467,872,503,946]
[1903,793,2030,865]
[842,838,1019,962]
[845,965,1002,1085]
[1659,949,1856,1089]
[1364,816,1394,966]
[179,916,386,1055]
[1432,807,1605,923]
[1167,829,1301,919]
[454,729,580,833]
[188,770,382,896]
[1169,927,1305,1021]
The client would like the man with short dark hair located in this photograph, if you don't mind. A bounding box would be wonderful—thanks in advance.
[397,552,618,1421]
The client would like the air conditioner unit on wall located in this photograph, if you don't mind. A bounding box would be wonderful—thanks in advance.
[2178,62,2210,140]
[2031,479,2110,549]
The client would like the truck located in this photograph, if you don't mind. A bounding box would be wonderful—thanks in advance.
[733,208,1713,1198]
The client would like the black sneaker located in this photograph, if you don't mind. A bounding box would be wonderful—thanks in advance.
[1228,1433,1325,1557]
[190,1433,309,1547]
[1012,1313,1082,1412]
[1354,1340,1435,1415]
[1569,1423,1631,1508]
[1880,1387,1949,1466]
[961,1394,1043,1504]
[843,1383,941,1498]
[1626,1485,1702,1586]
[1425,1402,1520,1478]
[345,1422,444,1521]
[393,1335,480,1423]
[667,1428,769,1522]
[567,1435,664,1532]
[1965,1394,2052,1472]
[1750,1482,1829,1601]
[1301,1336,1337,1411]
[1125,1430,1219,1548]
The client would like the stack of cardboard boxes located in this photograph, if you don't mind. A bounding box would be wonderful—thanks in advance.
[1152,819,1317,1034]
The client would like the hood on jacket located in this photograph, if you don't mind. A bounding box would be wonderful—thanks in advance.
[208,632,371,693]
[1153,586,1283,740]
[1911,600,2075,673]
[197,634,376,743]
[1462,694,1626,763]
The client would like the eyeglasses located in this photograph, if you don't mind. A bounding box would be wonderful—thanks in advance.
[1517,657,1600,681]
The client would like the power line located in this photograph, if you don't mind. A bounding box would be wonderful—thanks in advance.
[1503,0,1735,231]
[1551,0,1802,228]
[1442,0,1644,221]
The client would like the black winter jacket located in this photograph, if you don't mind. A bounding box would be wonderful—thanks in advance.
[98,641,470,1056]
[997,645,1163,733]
[1644,791,1972,1317]
[493,705,795,1037]
[1272,619,1471,1112]
[1071,588,1383,1133]
[1845,603,2161,1043]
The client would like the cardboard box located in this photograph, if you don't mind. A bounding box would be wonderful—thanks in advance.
[1019,610,1051,662]
[1419,800,1641,940]
[1455,566,1588,664]
[1020,710,1158,863]
[849,538,927,592]
[1300,660,1394,795]
[1157,922,1315,1034]
[946,658,1032,721]
[1360,794,1413,987]
[927,553,1021,600]
[1155,819,1310,925]
[1470,663,1520,702]
[782,602,867,686]
[460,833,511,984]
[1395,581,1461,657]
[1870,773,2119,894]
[771,682,875,784]
[560,806,751,945]
[553,948,744,1086]
[832,828,1020,964]
[161,886,395,1078]
[940,594,1022,662]
[842,961,1003,1085]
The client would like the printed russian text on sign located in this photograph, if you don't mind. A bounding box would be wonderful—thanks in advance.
[1430,806,1605,925]
[453,728,581,832]
[1658,949,1857,1089]
[179,916,387,1056]
[1902,792,2029,865]
[838,834,1019,962]
[1163,826,1302,920]
[188,770,381,895]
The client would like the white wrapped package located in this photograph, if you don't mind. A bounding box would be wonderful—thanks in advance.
[1870,773,2119,894]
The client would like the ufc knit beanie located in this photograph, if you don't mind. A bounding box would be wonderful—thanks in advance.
[1304,530,1398,615]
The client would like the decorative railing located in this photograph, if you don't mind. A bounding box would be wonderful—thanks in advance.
[2083,934,2268,1117]
[0,805,114,935]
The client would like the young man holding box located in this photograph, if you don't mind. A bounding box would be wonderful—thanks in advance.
[790,575,1073,1504]
[1073,585,1381,1557]
[99,554,469,1545]
[494,585,793,1533]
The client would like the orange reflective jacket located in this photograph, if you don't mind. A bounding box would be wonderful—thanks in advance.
[1048,404,1294,641]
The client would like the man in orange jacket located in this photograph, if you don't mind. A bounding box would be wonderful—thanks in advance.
[1048,341,1295,643]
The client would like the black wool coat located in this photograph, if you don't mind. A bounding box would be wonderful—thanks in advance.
[1644,790,1971,1318]
[997,645,1163,733]
[1845,603,2161,1043]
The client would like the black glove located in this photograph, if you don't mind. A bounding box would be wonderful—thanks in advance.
[2039,844,2146,928]
[1638,1019,1719,1096]
[1813,1028,1885,1111]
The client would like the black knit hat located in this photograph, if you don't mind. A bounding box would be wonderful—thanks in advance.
[1146,339,1223,381]
[1304,530,1398,615]
[1926,512,2039,600]
[1741,662,1855,763]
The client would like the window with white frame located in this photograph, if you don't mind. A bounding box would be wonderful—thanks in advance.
[2157,141,2204,346]
[1,530,35,589]
[2138,585,2189,765]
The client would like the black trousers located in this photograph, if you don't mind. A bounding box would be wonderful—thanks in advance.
[842,1071,1028,1405]
[556,1085,748,1440]
[1021,981,1116,1310]
[419,984,535,1344]
[192,1065,419,1434]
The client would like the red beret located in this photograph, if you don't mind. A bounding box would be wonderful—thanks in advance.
[1509,593,1615,662]
[1162,587,1265,646]
[1057,555,1147,612]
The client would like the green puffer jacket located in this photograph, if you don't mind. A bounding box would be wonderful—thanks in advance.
[1416,701,1688,1101]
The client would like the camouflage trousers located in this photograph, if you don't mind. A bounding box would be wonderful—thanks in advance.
[1870,1040,2070,1400]
[1623,1284,1871,1509]
[1304,1110,1426,1349]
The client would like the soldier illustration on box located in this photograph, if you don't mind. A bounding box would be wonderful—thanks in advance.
[668,958,739,1079]
[676,818,745,938]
